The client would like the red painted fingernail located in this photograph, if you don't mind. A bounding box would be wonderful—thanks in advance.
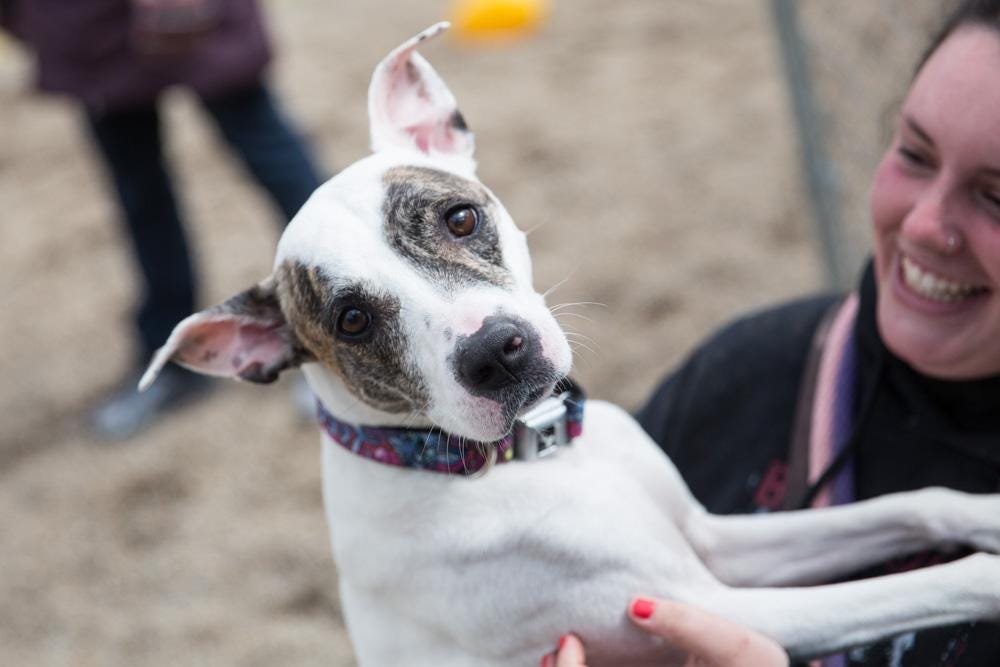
[558,635,569,651]
[632,597,656,619]
[540,654,552,667]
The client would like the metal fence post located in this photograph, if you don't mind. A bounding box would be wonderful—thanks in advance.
[771,0,850,289]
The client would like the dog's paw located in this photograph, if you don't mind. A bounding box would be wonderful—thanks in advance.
[925,489,1000,553]
[963,494,1000,554]
[955,553,1000,618]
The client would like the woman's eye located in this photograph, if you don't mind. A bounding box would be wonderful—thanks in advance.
[445,205,479,237]
[897,146,930,168]
[336,307,371,338]
[980,189,1000,211]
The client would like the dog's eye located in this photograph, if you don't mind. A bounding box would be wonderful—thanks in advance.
[445,205,478,237]
[336,307,371,338]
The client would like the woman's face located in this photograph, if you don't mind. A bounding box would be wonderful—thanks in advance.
[870,25,1000,379]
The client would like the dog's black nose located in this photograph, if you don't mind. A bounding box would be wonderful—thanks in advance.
[455,316,539,395]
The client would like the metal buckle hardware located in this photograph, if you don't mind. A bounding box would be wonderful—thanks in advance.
[512,393,572,461]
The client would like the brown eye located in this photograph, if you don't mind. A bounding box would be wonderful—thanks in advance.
[445,205,478,237]
[337,307,371,338]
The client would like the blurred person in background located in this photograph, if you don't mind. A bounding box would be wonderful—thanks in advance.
[0,0,324,439]
[554,0,1000,665]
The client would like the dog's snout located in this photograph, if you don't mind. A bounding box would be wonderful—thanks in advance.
[455,316,538,395]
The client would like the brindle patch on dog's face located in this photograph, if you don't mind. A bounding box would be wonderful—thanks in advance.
[277,260,429,413]
[382,166,513,289]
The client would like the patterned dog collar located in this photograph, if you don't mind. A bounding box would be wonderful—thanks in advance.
[316,379,585,476]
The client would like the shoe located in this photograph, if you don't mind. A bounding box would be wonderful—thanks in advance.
[90,363,212,441]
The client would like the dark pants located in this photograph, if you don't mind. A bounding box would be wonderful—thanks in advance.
[85,80,323,359]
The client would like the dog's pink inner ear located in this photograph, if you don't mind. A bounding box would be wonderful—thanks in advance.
[369,25,474,159]
[385,62,463,154]
[173,316,291,383]
[140,279,306,390]
[403,117,463,155]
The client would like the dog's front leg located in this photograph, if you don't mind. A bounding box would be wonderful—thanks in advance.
[694,552,1000,660]
[680,487,1000,586]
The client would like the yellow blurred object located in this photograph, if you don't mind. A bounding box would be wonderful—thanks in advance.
[451,0,550,42]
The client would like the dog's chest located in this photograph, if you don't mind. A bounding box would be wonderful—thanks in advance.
[318,401,715,665]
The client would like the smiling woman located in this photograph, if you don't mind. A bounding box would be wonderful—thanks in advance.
[871,24,1000,380]
[613,2,1000,667]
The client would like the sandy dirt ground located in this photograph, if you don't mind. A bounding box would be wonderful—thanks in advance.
[0,1,922,664]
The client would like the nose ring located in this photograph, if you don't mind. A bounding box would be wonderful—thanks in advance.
[945,229,962,254]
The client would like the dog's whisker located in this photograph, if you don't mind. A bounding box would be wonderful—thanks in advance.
[567,340,599,359]
[421,422,442,460]
[402,408,426,430]
[553,311,595,323]
[564,331,600,349]
[406,398,432,426]
[542,275,573,299]
[564,328,598,340]
[553,310,594,323]
[333,393,368,423]
[523,217,551,237]
[567,336,598,351]
[469,440,496,478]
[460,435,470,476]
[425,423,447,468]
[445,428,454,477]
[549,301,607,314]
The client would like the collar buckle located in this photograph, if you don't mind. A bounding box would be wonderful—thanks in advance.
[513,392,574,461]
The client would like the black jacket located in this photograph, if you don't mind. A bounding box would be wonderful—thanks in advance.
[637,266,1000,666]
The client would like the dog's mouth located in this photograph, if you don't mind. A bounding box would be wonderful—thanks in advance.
[518,384,553,415]
[490,379,558,436]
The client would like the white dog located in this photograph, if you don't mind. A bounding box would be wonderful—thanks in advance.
[141,23,1000,667]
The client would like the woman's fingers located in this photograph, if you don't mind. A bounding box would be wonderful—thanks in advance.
[547,633,586,667]
[628,597,789,667]
[543,600,787,667]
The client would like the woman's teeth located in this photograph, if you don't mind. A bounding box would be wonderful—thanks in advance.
[902,256,987,303]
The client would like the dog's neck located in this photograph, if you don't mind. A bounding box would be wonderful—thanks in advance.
[315,399,515,475]
[306,362,586,476]
[303,363,505,476]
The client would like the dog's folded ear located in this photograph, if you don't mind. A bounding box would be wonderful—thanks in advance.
[368,22,475,162]
[138,277,311,391]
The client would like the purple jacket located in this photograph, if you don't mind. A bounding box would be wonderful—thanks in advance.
[1,0,271,112]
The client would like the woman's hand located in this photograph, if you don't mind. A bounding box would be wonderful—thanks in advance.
[542,597,789,667]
